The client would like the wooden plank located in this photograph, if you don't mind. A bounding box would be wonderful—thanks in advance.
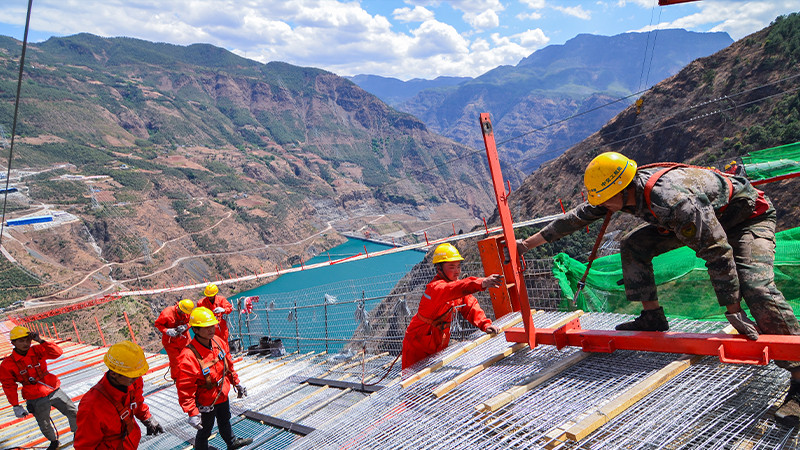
[434,311,585,398]
[475,350,590,413]
[401,314,528,388]
[562,324,737,442]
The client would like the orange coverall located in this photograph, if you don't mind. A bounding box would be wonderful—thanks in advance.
[73,374,151,450]
[154,304,191,380]
[401,274,493,369]
[0,340,62,406]
[175,335,239,417]
[198,295,233,344]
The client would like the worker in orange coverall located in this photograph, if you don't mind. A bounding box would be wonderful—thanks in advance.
[155,298,195,381]
[176,307,252,450]
[401,243,502,370]
[198,283,233,345]
[74,340,163,449]
[0,326,77,450]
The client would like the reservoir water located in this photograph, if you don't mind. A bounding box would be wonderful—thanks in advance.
[230,238,425,354]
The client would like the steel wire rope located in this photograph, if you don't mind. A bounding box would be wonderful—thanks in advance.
[0,0,34,251]
[642,7,664,92]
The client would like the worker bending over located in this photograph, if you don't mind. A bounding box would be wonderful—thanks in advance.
[176,307,252,450]
[0,326,77,450]
[516,151,800,426]
[198,283,233,346]
[402,243,502,370]
[155,298,195,381]
[74,340,163,449]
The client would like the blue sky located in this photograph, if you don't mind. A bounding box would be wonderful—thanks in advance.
[0,1,798,80]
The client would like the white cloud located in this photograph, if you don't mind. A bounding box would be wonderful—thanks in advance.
[392,6,434,23]
[516,28,549,47]
[552,5,592,20]
[638,0,800,40]
[520,0,546,8]
[517,11,543,21]
[615,0,655,7]
[463,9,500,30]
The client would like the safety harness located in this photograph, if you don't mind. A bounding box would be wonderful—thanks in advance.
[11,352,55,391]
[90,381,138,450]
[640,163,769,220]
[186,337,228,413]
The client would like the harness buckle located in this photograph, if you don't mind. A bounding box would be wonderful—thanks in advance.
[198,405,215,413]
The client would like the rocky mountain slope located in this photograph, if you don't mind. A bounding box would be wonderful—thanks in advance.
[0,33,512,304]
[395,30,734,174]
[504,13,800,247]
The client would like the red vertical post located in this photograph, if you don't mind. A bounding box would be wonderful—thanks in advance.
[94,316,106,347]
[483,217,489,234]
[123,312,137,345]
[479,112,535,347]
[72,320,82,343]
[52,323,60,340]
[424,232,429,245]
[559,198,566,214]
[452,223,457,235]
[364,245,369,258]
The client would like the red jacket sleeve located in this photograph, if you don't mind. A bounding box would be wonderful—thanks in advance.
[132,377,151,422]
[0,358,20,406]
[155,307,175,334]
[225,346,239,387]
[424,277,484,306]
[459,294,492,332]
[36,341,63,360]
[74,390,104,449]
[175,349,201,417]
[218,296,233,314]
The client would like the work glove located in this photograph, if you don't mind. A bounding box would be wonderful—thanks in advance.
[234,384,248,398]
[13,405,28,418]
[213,307,225,315]
[165,328,179,337]
[516,238,529,253]
[725,310,760,341]
[175,324,188,334]
[188,415,203,430]
[142,417,164,436]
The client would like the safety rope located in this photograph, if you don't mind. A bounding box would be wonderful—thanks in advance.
[0,0,33,250]
[571,210,613,308]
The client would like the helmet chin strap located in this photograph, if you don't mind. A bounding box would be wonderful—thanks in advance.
[436,264,455,282]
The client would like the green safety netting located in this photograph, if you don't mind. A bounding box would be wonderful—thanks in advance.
[742,141,800,183]
[551,226,800,321]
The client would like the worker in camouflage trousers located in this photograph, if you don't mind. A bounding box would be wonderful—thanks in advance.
[516,152,800,427]
[0,326,78,450]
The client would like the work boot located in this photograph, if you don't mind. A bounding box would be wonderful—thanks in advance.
[776,380,800,427]
[229,437,253,449]
[46,440,59,450]
[615,307,669,332]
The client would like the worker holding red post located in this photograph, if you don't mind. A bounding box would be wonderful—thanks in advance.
[401,243,502,370]
[155,298,195,382]
[0,326,77,450]
[176,307,252,450]
[198,283,233,346]
[516,151,800,426]
[74,340,163,449]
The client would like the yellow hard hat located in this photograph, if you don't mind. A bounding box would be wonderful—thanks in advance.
[9,326,30,341]
[104,340,149,378]
[584,152,637,206]
[432,243,464,264]
[190,307,219,328]
[203,284,219,297]
[178,299,195,315]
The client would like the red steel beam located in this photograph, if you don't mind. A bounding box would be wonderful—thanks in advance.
[479,113,535,347]
[505,317,800,364]
[658,0,702,5]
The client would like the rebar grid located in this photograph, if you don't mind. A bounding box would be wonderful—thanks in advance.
[288,312,800,450]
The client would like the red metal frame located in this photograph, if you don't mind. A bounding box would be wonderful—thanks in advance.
[480,113,535,347]
[478,112,800,364]
[14,294,121,324]
[658,0,702,5]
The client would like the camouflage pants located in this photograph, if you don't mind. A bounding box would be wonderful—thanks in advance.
[620,211,800,371]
